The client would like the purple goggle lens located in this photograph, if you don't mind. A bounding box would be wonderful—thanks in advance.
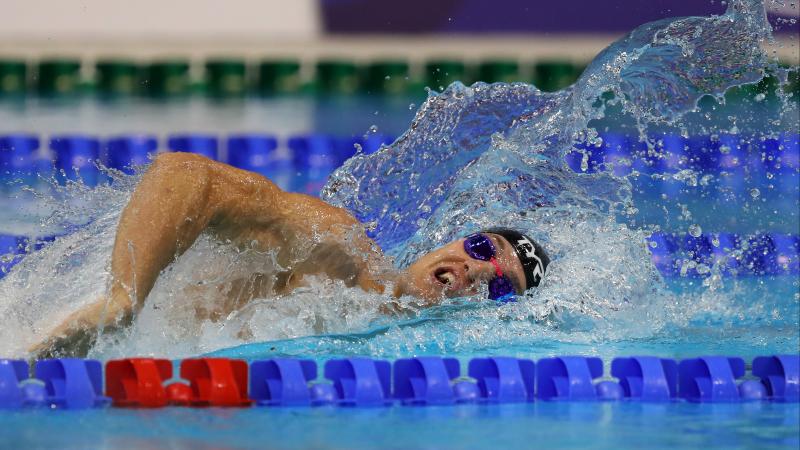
[489,276,516,303]
[463,233,495,261]
[463,233,517,302]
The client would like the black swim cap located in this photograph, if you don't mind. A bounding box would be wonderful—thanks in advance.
[482,227,550,290]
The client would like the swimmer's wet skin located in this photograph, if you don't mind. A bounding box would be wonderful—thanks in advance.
[30,153,548,357]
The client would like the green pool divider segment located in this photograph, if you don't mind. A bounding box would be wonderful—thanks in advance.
[205,59,247,98]
[362,60,410,95]
[722,64,797,106]
[36,59,82,97]
[0,59,27,97]
[781,62,799,99]
[95,60,139,96]
[425,59,468,91]
[316,60,360,95]
[1,56,601,99]
[257,59,302,95]
[533,60,580,92]
[141,60,190,98]
[477,60,521,84]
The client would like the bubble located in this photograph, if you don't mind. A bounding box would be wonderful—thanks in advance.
[688,224,703,237]
[750,188,760,198]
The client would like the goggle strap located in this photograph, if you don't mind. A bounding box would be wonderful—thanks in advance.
[489,257,504,277]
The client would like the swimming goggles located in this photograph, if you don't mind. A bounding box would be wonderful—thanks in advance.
[463,233,517,302]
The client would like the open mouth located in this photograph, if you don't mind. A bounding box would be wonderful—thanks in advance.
[433,267,457,287]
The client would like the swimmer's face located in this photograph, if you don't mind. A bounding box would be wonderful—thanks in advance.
[395,233,526,303]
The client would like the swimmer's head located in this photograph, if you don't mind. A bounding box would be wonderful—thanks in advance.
[395,228,549,303]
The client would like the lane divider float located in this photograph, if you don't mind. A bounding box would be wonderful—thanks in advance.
[0,354,797,410]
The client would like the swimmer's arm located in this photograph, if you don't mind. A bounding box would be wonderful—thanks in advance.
[31,152,233,355]
[32,153,382,356]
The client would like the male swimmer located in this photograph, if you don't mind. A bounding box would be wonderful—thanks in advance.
[32,152,548,356]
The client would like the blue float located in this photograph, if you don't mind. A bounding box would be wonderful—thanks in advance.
[711,233,741,274]
[762,133,800,173]
[360,133,395,155]
[682,234,715,275]
[647,233,680,276]
[686,135,716,172]
[741,235,776,276]
[715,133,747,166]
[468,357,535,403]
[289,134,338,194]
[768,234,799,275]
[393,356,460,405]
[324,358,392,406]
[537,356,603,401]
[227,134,279,171]
[50,135,102,186]
[167,134,219,160]
[752,355,799,403]
[0,359,29,409]
[106,135,158,174]
[738,380,768,400]
[0,235,27,279]
[649,133,685,174]
[0,134,39,185]
[595,380,625,401]
[228,134,292,190]
[35,358,110,409]
[610,356,678,401]
[452,380,481,402]
[250,358,320,406]
[678,356,746,402]
[333,135,361,165]
[567,138,604,173]
[600,132,632,176]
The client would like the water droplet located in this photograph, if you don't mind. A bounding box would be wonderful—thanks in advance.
[688,224,702,237]
[754,93,766,102]
[368,125,378,133]
[408,103,416,110]
[750,188,760,198]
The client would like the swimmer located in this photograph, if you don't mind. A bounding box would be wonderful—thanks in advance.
[31,152,548,357]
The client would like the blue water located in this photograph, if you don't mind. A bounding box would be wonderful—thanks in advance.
[2,402,798,450]
[1,0,799,449]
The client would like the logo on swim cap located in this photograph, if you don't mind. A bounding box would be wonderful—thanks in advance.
[515,237,545,285]
[482,227,550,291]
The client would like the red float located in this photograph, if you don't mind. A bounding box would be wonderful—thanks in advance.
[105,358,172,407]
[179,358,251,407]
[166,382,193,405]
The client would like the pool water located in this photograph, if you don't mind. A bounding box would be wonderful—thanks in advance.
[2,402,798,450]
[1,0,799,449]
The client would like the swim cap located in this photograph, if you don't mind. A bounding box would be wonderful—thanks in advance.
[482,227,549,290]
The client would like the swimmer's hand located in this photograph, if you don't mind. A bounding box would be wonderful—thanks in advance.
[28,294,132,359]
